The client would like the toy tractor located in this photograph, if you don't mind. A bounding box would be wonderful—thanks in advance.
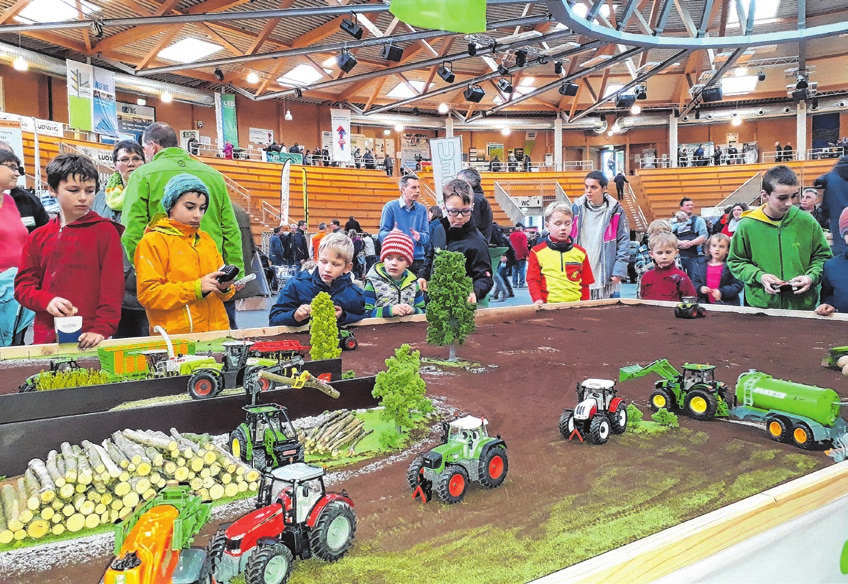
[559,379,628,445]
[407,415,508,504]
[102,484,211,584]
[185,340,309,400]
[18,358,80,392]
[619,359,732,421]
[209,462,356,584]
[230,404,305,471]
[339,329,358,351]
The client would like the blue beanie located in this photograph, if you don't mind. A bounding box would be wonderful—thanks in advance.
[161,173,210,214]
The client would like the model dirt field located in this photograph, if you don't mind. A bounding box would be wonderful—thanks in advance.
[1,303,845,584]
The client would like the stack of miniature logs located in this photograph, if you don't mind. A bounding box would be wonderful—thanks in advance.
[301,410,372,458]
[0,429,261,545]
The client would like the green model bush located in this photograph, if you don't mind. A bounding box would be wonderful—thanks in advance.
[626,403,643,429]
[425,249,476,362]
[309,291,342,361]
[372,344,434,447]
[36,368,112,391]
[651,407,679,428]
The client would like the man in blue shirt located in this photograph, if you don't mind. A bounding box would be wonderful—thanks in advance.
[379,175,430,274]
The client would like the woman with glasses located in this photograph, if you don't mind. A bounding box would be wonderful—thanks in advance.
[92,140,145,223]
[0,149,49,234]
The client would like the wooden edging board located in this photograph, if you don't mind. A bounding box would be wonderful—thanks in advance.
[0,375,377,476]
[534,460,848,583]
[0,358,342,425]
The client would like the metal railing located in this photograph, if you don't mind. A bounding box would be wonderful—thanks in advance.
[493,180,570,226]
[419,182,438,208]
[554,182,570,205]
[260,200,282,226]
[808,146,846,160]
[714,173,764,209]
[493,183,527,225]
[622,184,648,232]
[763,149,797,163]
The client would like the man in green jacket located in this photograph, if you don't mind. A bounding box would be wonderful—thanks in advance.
[728,165,831,311]
[121,122,244,275]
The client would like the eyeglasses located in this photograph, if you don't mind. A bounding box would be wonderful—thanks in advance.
[445,208,473,217]
[1,163,23,174]
[116,156,143,164]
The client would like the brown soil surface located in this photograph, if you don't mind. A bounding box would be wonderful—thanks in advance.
[9,304,848,583]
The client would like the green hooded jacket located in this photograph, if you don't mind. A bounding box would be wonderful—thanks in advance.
[727,205,831,310]
[120,147,244,274]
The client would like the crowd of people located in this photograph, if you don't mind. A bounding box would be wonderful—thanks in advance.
[3,127,848,352]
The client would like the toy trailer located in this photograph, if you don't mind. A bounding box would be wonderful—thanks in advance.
[103,484,211,584]
[731,370,848,449]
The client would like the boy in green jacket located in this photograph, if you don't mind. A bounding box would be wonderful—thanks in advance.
[727,165,832,310]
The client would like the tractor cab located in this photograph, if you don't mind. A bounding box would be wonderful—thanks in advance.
[223,341,254,370]
[682,364,715,390]
[576,379,616,412]
[269,463,327,524]
[446,415,489,457]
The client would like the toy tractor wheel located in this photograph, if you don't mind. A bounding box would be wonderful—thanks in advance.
[791,422,815,450]
[609,405,628,434]
[206,527,227,575]
[684,388,717,421]
[588,414,611,445]
[406,456,425,489]
[188,370,222,399]
[477,447,508,489]
[649,389,673,412]
[244,366,274,395]
[436,465,469,504]
[766,416,791,443]
[558,409,575,440]
[245,542,293,584]
[309,501,357,562]
[229,427,250,463]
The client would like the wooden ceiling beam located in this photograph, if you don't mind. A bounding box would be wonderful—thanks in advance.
[247,0,296,55]
[0,0,29,26]
[137,27,182,70]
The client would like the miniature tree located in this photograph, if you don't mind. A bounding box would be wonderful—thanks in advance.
[626,403,643,430]
[425,249,476,362]
[373,344,434,438]
[651,407,679,428]
[309,292,341,361]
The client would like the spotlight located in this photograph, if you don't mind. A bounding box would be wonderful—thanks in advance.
[614,94,636,109]
[757,71,766,81]
[380,44,403,62]
[214,68,224,82]
[701,86,723,102]
[732,116,742,126]
[791,88,807,101]
[340,15,363,40]
[284,110,293,121]
[630,104,641,115]
[497,78,513,94]
[161,92,173,103]
[384,129,391,135]
[395,123,405,132]
[463,85,485,103]
[337,50,358,73]
[467,42,477,57]
[558,82,578,96]
[412,107,420,116]
[795,75,808,90]
[294,88,303,98]
[246,71,259,84]
[501,127,511,136]
[12,56,28,71]
[438,103,449,114]
[514,50,527,67]
[554,61,563,75]
[437,62,455,84]
[538,56,549,65]
[757,109,765,116]
[497,64,509,76]
[635,85,647,100]
[811,97,820,110]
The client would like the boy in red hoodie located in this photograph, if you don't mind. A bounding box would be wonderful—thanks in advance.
[15,154,124,348]
[639,231,697,302]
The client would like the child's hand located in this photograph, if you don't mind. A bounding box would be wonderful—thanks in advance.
[700,286,710,295]
[201,272,225,294]
[294,304,312,322]
[468,292,477,304]
[815,303,836,316]
[711,289,722,301]
[788,275,813,294]
[78,332,105,350]
[334,305,343,319]
[417,278,428,292]
[392,304,413,317]
[46,297,76,317]
[534,299,544,306]
[760,273,783,294]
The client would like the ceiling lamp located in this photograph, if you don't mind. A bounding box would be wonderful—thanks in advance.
[161,92,173,103]
[246,71,259,84]
[630,103,641,115]
[12,55,28,71]
[732,116,742,126]
[340,14,363,40]
[438,103,449,114]
[285,109,293,121]
[437,62,455,84]
[384,129,391,135]
[394,123,405,132]
[501,126,511,136]
[136,98,146,106]
[497,77,514,94]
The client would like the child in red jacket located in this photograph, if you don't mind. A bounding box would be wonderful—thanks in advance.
[15,154,124,348]
[639,232,697,302]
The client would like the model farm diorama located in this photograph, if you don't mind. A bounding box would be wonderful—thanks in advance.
[1,251,848,584]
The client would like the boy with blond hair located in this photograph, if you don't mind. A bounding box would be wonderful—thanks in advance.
[270,232,365,326]
[640,232,697,301]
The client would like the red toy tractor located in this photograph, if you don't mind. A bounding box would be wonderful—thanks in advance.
[210,462,356,584]
[559,378,628,445]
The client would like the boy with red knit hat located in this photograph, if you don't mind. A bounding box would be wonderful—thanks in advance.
[363,229,425,318]
[815,207,848,316]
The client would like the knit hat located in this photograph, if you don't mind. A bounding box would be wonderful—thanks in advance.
[840,207,848,238]
[161,173,210,214]
[380,229,414,265]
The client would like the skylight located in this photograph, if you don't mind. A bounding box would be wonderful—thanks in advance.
[17,0,98,23]
[728,0,781,27]
[603,83,623,98]
[572,2,612,20]
[158,38,223,64]
[278,65,328,87]
[387,81,433,99]
[519,77,535,86]
[720,75,759,96]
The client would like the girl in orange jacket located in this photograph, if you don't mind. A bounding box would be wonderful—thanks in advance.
[135,174,236,335]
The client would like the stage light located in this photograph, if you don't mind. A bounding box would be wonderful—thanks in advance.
[514,50,527,67]
[615,94,636,109]
[497,78,513,94]
[635,85,647,100]
[437,62,455,84]
[380,44,403,62]
[558,82,578,96]
[161,92,173,103]
[468,42,477,56]
[463,85,485,103]
[501,126,511,136]
[395,123,405,132]
[337,50,358,73]
[791,88,807,101]
[732,116,742,126]
[214,68,224,82]
[757,71,766,81]
[497,64,509,76]
[701,86,723,102]
[554,61,563,75]
[795,76,808,90]
[340,15,363,40]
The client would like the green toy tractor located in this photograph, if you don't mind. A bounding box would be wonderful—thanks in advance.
[407,415,508,504]
[339,329,358,351]
[619,359,732,421]
[230,403,305,471]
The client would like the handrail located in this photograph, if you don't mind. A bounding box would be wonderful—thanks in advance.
[260,200,282,225]
[714,172,763,209]
[493,182,526,225]
[419,182,438,207]
[623,184,648,232]
[554,182,571,205]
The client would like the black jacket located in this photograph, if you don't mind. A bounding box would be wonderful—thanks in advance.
[11,187,50,233]
[470,184,494,243]
[420,217,493,301]
[291,229,309,263]
[344,219,362,232]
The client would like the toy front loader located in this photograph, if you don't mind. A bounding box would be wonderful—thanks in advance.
[619,359,681,383]
[259,368,340,399]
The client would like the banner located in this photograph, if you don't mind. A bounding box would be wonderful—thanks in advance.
[92,68,118,136]
[389,0,485,34]
[430,137,463,204]
[117,102,155,142]
[267,151,303,165]
[67,60,93,132]
[249,127,274,146]
[330,108,351,162]
[280,160,291,225]
[219,93,238,147]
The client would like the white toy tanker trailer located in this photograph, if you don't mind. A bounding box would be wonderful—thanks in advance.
[731,370,848,449]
